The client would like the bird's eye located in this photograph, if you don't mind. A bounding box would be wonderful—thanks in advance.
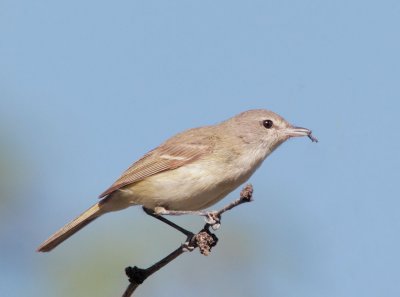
[263,119,273,129]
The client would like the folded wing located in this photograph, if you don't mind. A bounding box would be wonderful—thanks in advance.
[99,129,215,198]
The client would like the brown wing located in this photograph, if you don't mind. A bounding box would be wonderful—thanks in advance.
[98,128,215,198]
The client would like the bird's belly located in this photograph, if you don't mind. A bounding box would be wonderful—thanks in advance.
[116,161,251,211]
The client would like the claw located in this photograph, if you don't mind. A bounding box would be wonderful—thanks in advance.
[182,242,195,252]
[204,211,221,229]
[211,223,220,230]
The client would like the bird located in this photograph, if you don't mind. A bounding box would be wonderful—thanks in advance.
[37,109,317,252]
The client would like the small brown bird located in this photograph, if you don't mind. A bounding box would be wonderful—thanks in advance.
[37,109,317,252]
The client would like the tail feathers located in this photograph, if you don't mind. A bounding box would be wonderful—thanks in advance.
[37,202,103,252]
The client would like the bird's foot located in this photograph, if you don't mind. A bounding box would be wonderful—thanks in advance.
[204,211,221,230]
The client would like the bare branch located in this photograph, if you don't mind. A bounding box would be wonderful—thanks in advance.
[123,246,185,296]
[121,184,254,297]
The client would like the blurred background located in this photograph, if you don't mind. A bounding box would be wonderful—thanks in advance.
[1,0,399,296]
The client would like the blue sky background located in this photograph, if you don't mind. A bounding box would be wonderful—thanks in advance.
[1,1,399,296]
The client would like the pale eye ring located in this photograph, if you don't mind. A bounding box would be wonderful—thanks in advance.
[262,119,273,129]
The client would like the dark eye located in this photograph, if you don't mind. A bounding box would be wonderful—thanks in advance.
[263,119,273,129]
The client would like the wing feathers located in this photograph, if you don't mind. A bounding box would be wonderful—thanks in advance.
[99,133,213,198]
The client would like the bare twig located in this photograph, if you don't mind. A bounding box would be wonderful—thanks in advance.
[122,245,185,297]
[122,184,254,297]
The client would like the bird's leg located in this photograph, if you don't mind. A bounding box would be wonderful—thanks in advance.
[153,207,221,230]
[142,207,194,238]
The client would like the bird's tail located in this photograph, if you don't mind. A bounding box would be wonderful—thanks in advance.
[37,202,104,252]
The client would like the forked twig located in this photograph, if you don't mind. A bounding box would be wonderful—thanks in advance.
[121,184,254,297]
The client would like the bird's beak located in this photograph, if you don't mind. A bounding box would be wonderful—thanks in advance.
[284,126,318,143]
